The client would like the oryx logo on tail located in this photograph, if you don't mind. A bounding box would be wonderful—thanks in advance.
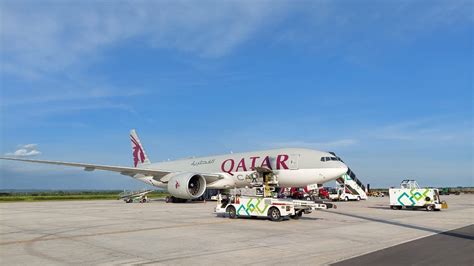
[131,135,145,167]
[129,129,151,168]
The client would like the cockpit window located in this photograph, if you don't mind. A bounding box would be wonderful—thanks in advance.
[322,156,341,162]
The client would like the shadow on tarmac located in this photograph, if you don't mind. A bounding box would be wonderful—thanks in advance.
[331,225,474,266]
[323,210,474,241]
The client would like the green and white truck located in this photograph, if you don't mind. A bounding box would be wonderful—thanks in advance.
[389,180,448,211]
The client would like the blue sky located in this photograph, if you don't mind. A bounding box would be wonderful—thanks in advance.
[1,0,472,189]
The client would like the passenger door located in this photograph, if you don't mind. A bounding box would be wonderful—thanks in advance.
[289,154,300,170]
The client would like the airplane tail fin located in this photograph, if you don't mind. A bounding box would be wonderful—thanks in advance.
[130,129,151,168]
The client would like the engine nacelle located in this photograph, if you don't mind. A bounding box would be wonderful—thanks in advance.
[167,173,206,199]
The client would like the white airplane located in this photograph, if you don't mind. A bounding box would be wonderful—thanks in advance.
[0,130,348,201]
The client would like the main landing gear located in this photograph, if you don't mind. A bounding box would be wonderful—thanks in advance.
[165,196,187,203]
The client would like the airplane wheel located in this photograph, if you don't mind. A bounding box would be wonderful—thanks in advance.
[268,207,281,222]
[227,206,237,219]
[165,196,171,203]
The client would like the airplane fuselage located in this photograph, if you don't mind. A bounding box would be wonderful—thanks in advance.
[134,148,348,189]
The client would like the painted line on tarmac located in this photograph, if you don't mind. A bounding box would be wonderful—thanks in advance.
[0,219,231,246]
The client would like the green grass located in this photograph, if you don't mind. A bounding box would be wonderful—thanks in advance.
[0,191,170,202]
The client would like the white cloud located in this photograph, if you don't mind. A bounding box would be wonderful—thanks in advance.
[0,1,291,78]
[21,144,38,150]
[5,144,42,157]
[2,1,470,79]
[1,86,147,107]
[369,117,471,142]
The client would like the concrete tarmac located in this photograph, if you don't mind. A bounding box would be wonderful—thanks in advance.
[0,195,472,265]
[332,224,473,266]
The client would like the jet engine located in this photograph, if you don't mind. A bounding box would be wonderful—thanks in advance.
[167,173,206,199]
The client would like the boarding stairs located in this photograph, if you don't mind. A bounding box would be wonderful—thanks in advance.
[118,189,153,202]
[328,152,367,200]
[335,169,367,200]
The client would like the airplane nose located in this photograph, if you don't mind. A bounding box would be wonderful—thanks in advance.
[338,164,348,176]
[324,165,348,181]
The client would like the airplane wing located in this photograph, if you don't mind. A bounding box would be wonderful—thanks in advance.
[0,157,172,180]
[0,157,224,184]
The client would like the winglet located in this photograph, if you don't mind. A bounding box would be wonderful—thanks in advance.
[130,129,151,168]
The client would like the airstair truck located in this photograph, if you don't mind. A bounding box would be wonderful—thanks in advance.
[215,168,330,221]
[328,173,366,201]
[335,173,368,200]
[327,152,368,200]
[389,180,448,211]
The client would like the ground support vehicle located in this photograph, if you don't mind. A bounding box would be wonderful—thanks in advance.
[118,189,153,203]
[215,194,330,221]
[438,187,461,196]
[290,187,312,201]
[368,191,385,197]
[438,187,450,195]
[304,184,330,200]
[317,188,330,199]
[328,187,361,201]
[389,180,448,211]
[215,167,333,221]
